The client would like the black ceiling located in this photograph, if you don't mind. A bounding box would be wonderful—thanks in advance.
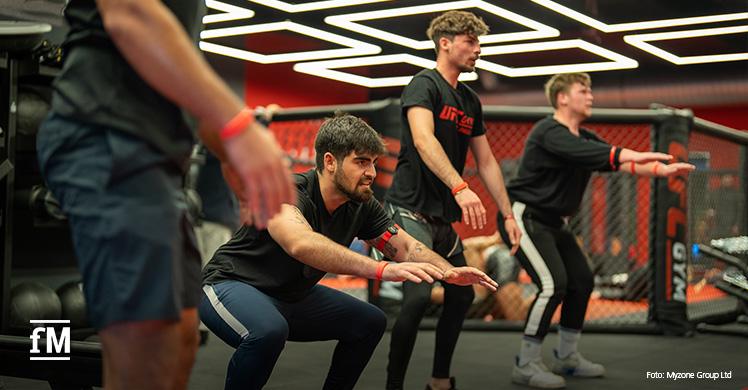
[3,0,746,105]
[203,0,747,98]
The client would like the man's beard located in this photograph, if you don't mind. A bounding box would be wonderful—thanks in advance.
[334,169,373,203]
[458,56,478,73]
[458,63,475,73]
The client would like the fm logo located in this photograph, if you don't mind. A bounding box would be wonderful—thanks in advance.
[29,320,71,361]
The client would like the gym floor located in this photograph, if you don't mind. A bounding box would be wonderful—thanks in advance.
[2,330,746,389]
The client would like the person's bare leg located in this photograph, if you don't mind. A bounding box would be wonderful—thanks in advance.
[98,319,181,390]
[173,308,200,390]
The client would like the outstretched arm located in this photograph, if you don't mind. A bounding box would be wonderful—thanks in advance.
[367,228,498,291]
[268,205,444,283]
[621,161,696,177]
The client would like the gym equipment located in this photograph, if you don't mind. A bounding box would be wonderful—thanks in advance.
[32,39,63,67]
[697,242,748,302]
[8,281,62,333]
[16,87,50,136]
[0,21,50,52]
[27,185,66,221]
[0,23,102,389]
[694,241,748,336]
[56,281,88,329]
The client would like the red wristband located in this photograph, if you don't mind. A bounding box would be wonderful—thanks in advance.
[630,161,636,174]
[609,146,617,170]
[504,214,515,221]
[451,182,468,196]
[376,261,389,281]
[219,108,255,141]
[653,162,660,177]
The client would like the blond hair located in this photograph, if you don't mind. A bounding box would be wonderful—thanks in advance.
[544,73,591,108]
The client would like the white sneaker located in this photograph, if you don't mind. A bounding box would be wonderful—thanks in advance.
[552,350,605,377]
[512,356,566,388]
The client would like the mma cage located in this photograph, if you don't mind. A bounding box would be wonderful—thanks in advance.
[3,26,746,390]
[1,68,746,341]
[266,99,748,336]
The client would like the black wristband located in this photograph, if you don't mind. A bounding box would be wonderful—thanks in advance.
[613,146,623,171]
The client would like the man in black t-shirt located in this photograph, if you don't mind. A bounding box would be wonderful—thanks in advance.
[383,10,522,390]
[200,114,498,390]
[497,73,694,389]
[36,2,295,389]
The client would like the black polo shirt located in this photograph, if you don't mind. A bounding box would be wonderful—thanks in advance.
[385,69,486,223]
[50,0,203,171]
[202,169,392,302]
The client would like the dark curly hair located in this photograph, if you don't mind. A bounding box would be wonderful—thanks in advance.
[314,112,386,171]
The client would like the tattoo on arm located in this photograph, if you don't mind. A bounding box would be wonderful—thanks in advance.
[406,243,424,262]
[382,242,398,259]
[365,238,398,259]
[290,207,311,228]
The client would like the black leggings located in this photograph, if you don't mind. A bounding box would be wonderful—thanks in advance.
[385,204,474,389]
[497,202,594,341]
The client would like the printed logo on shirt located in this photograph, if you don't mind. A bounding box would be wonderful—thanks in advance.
[438,105,474,135]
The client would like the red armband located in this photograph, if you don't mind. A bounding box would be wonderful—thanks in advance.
[219,108,255,141]
[451,182,468,196]
[630,161,636,174]
[374,224,400,252]
[504,214,515,221]
[653,162,660,177]
[376,261,389,281]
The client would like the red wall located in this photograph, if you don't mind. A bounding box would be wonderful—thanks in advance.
[244,62,369,107]
[690,105,748,131]
[242,33,369,107]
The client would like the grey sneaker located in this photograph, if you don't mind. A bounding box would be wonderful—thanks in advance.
[552,350,605,377]
[512,356,566,388]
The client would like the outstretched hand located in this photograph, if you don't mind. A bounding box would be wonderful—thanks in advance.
[633,152,673,164]
[443,266,498,291]
[657,162,696,177]
[382,262,444,284]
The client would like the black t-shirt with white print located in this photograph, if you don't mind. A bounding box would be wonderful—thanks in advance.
[385,69,486,223]
[202,169,392,302]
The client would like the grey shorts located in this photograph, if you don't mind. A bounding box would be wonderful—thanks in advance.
[37,113,202,330]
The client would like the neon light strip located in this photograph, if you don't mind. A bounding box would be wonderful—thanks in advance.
[249,0,391,13]
[624,25,748,65]
[200,21,381,64]
[531,0,748,32]
[203,1,255,24]
[325,0,559,50]
[476,39,638,77]
[294,54,477,87]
